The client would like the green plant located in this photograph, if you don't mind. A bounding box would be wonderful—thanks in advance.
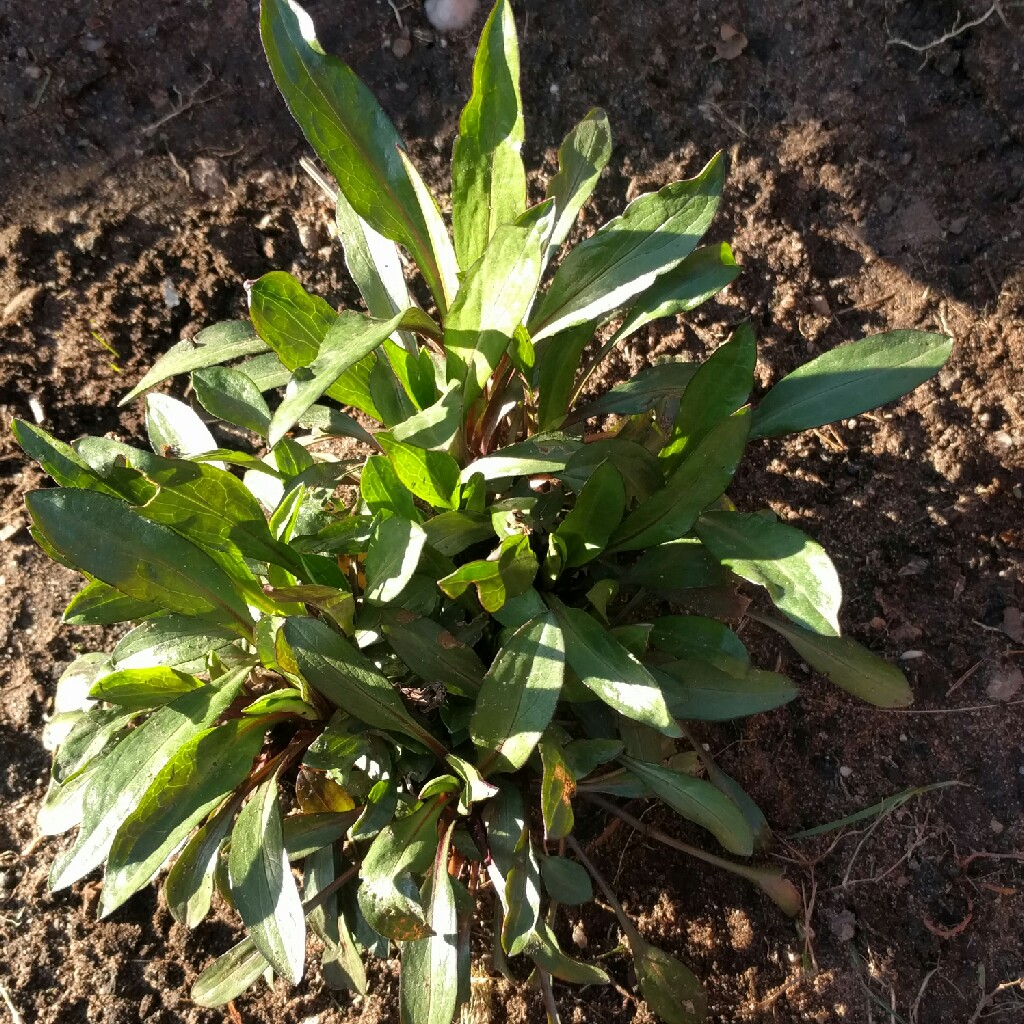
[14,1,951,1020]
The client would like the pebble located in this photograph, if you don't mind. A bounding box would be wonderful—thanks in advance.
[28,397,46,424]
[161,278,181,309]
[297,222,323,252]
[839,765,853,778]
[877,193,896,215]
[424,0,479,32]
[990,818,1004,835]
[948,216,968,236]
[392,36,412,58]
[810,294,831,317]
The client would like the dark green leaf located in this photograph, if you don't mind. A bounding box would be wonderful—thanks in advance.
[558,438,664,504]
[192,365,272,435]
[121,321,268,405]
[535,321,599,431]
[548,596,679,736]
[13,420,124,497]
[571,360,698,422]
[661,322,756,471]
[622,540,726,593]
[562,738,623,780]
[696,512,841,636]
[361,454,420,521]
[390,382,463,451]
[111,616,241,674]
[526,919,610,986]
[655,660,797,721]
[758,615,912,707]
[649,616,748,666]
[610,408,750,552]
[554,460,626,566]
[283,811,354,859]
[621,756,754,856]
[530,153,725,342]
[191,936,270,1008]
[451,0,526,270]
[400,821,460,1024]
[381,609,486,697]
[304,844,366,995]
[540,855,593,905]
[539,735,576,841]
[751,331,952,438]
[420,510,493,557]
[472,612,565,774]
[502,826,541,956]
[634,942,707,1024]
[260,0,458,311]
[27,488,253,630]
[166,802,237,928]
[64,579,161,627]
[103,718,264,915]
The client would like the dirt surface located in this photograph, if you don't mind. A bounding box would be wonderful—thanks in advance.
[2,1,1023,1021]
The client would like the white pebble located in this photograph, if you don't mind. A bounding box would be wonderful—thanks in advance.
[162,278,181,309]
[424,0,479,32]
[839,765,853,778]
[28,396,46,424]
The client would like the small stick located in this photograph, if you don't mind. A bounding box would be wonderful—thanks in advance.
[887,3,1007,53]
[536,967,562,1024]
[300,155,339,204]
[0,979,25,1024]
[143,68,216,135]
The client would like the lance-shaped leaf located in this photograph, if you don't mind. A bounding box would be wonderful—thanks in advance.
[622,539,726,594]
[471,612,565,774]
[361,454,420,521]
[26,489,253,630]
[610,409,750,552]
[451,0,526,270]
[304,844,367,994]
[461,433,582,482]
[621,756,754,856]
[660,321,756,471]
[438,534,538,613]
[548,596,679,737]
[553,460,626,566]
[649,616,749,666]
[228,776,306,984]
[526,920,610,986]
[543,107,613,266]
[50,668,249,890]
[539,734,576,841]
[501,826,542,956]
[88,666,205,710]
[655,661,798,721]
[570,360,698,422]
[751,330,952,438]
[358,795,446,941]
[364,516,428,605]
[400,821,460,1024]
[540,855,593,905]
[444,201,554,411]
[377,433,461,511]
[529,153,725,342]
[192,365,272,436]
[102,718,265,915]
[535,321,600,431]
[696,512,841,636]
[758,615,912,707]
[268,307,435,446]
[13,420,125,497]
[381,609,486,697]
[191,936,271,1008]
[260,0,458,311]
[633,942,708,1024]
[165,801,238,928]
[64,579,161,627]
[391,381,463,451]
[121,320,268,405]
[111,615,241,674]
[282,616,445,757]
[145,394,219,463]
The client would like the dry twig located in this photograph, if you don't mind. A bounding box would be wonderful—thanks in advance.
[887,3,1008,53]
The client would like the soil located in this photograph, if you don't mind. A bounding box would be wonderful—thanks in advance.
[1,1,1023,1022]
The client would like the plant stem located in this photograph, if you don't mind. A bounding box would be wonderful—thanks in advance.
[565,836,643,949]
[301,863,358,915]
[536,966,562,1024]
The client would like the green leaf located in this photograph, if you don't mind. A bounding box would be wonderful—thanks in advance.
[502,826,542,956]
[334,187,412,328]
[192,365,272,435]
[103,718,264,915]
[660,322,756,471]
[304,843,367,994]
[535,321,599,431]
[361,455,420,521]
[438,534,538,613]
[451,0,526,270]
[539,735,576,842]
[13,420,124,497]
[751,331,952,438]
[443,201,554,411]
[380,609,486,697]
[50,668,249,890]
[543,107,613,266]
[260,0,458,311]
[562,738,623,780]
[621,756,754,856]
[655,660,797,721]
[111,615,241,674]
[166,801,237,928]
[548,597,679,736]
[64,579,161,627]
[88,666,205,709]
[145,393,218,461]
[571,360,698,422]
[357,795,446,941]
[238,351,292,392]
[622,540,726,593]
[268,308,433,446]
[228,776,306,983]
[540,855,593,906]
[633,942,708,1024]
[758,615,912,707]
[558,438,664,504]
[610,408,750,552]
[26,489,253,630]
[420,510,494,557]
[121,321,268,405]
[529,153,725,342]
[300,403,377,446]
[191,936,270,1008]
[377,433,460,511]
[282,616,445,756]
[554,460,626,566]
[471,612,565,774]
[391,382,463,451]
[400,822,460,1024]
[649,616,748,665]
[696,512,841,636]
[461,434,582,482]
[526,919,610,986]
[364,516,428,605]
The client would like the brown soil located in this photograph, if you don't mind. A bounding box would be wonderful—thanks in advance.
[1,1,1023,1022]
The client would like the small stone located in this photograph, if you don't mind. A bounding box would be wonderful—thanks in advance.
[297,222,323,252]
[161,278,181,309]
[2,285,42,324]
[986,665,1023,702]
[828,909,856,942]
[990,818,1004,835]
[28,396,46,424]
[572,920,587,948]
[190,156,228,198]
[392,35,412,58]
[839,765,853,778]
[25,65,42,80]
[423,0,480,33]
[900,650,925,661]
[810,294,831,317]
[80,35,105,53]
[1001,608,1024,643]
[948,216,968,236]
